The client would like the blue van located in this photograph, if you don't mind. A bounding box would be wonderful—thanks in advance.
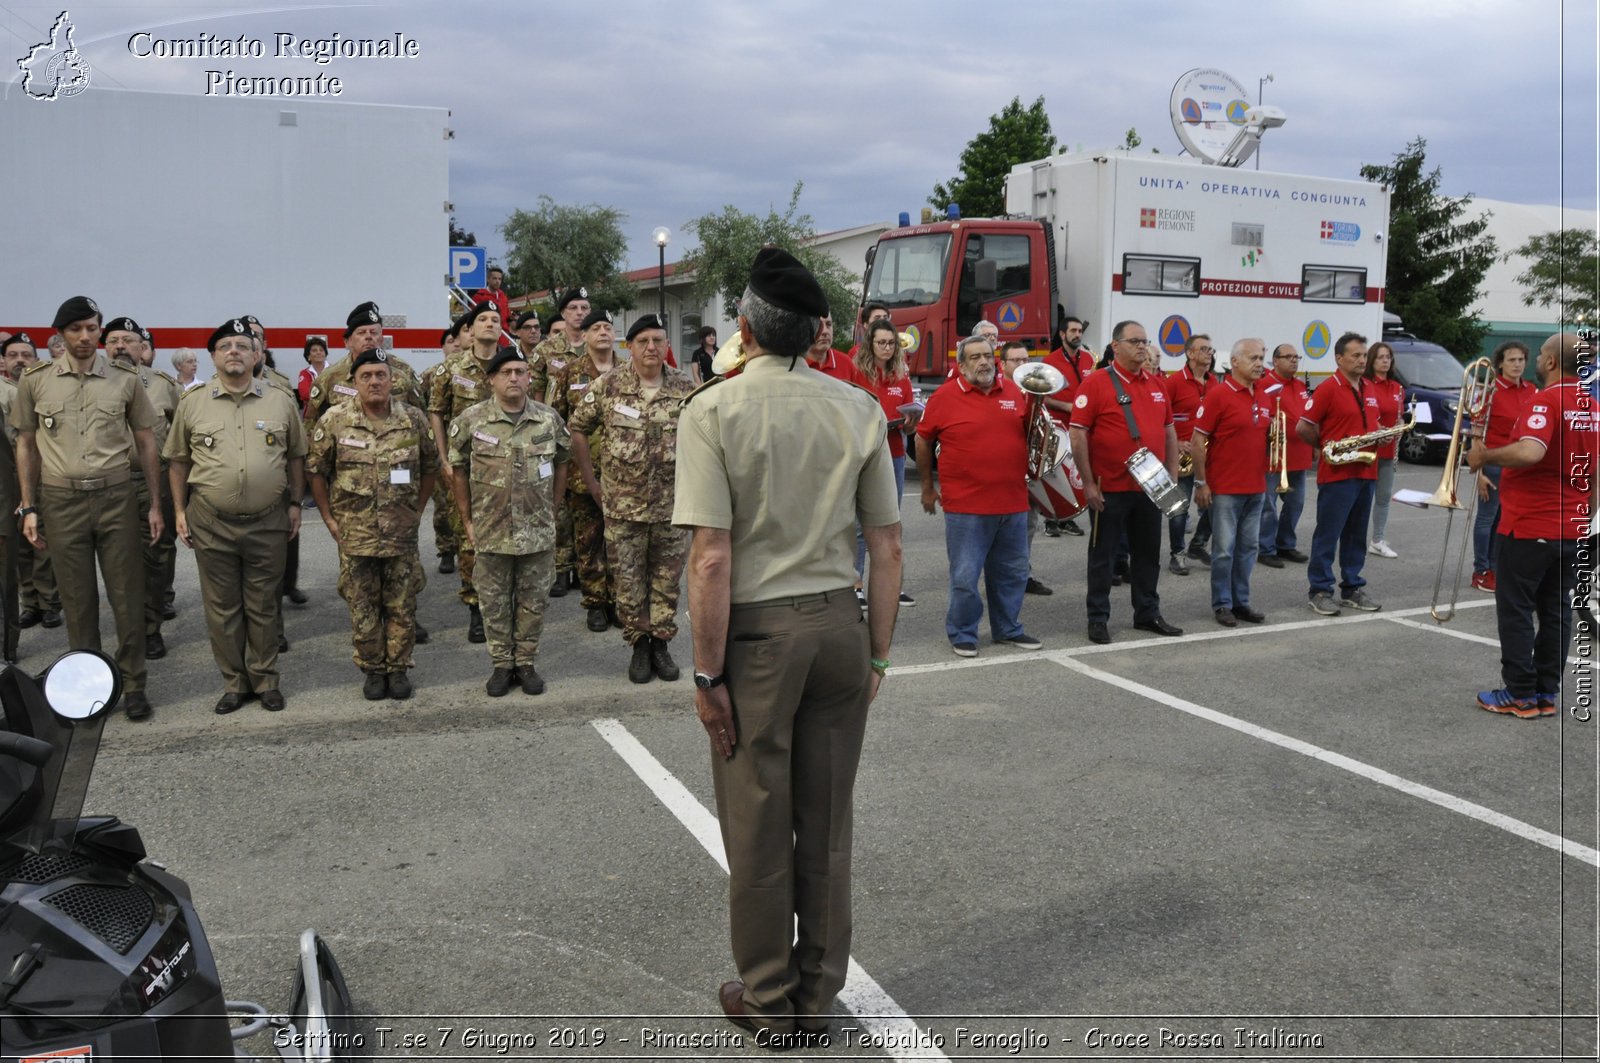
[1382,315,1466,464]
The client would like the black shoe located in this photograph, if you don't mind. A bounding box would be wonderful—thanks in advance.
[1134,616,1184,637]
[1257,554,1285,568]
[467,605,485,644]
[415,623,430,645]
[1087,621,1111,645]
[278,632,290,653]
[160,601,178,620]
[1111,573,1124,587]
[1185,544,1211,565]
[387,671,412,700]
[40,609,62,629]
[214,692,247,715]
[1042,520,1061,538]
[123,692,152,721]
[486,667,513,697]
[438,552,456,575]
[1214,608,1239,628]
[1279,548,1309,563]
[1232,606,1266,624]
[144,632,166,659]
[519,667,545,695]
[608,605,623,630]
[587,606,609,632]
[651,637,681,681]
[362,671,387,700]
[285,587,308,605]
[549,570,570,598]
[628,640,653,684]
[17,608,41,629]
[1063,518,1084,536]
[259,689,286,712]
[1025,577,1054,596]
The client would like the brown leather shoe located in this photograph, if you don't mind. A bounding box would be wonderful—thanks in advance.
[718,981,758,1034]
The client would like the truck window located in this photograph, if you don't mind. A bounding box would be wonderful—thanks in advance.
[865,233,952,308]
[1302,265,1368,304]
[956,233,1031,335]
[1122,254,1200,297]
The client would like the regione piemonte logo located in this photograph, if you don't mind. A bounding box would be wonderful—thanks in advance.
[16,11,92,100]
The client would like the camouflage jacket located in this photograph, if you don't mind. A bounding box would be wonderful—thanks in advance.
[427,349,497,425]
[303,352,425,431]
[543,345,627,420]
[567,361,693,523]
[308,400,439,556]
[533,333,577,407]
[448,398,570,555]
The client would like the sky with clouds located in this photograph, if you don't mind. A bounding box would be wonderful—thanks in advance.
[3,0,1595,272]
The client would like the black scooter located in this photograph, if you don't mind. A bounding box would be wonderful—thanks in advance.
[0,650,356,1061]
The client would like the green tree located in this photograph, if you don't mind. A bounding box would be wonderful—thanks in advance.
[499,196,636,312]
[680,181,860,345]
[1123,127,1142,150]
[929,96,1057,219]
[1359,137,1496,356]
[448,215,477,246]
[1509,228,1599,325]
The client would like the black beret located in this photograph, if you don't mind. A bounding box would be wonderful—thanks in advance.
[52,295,101,330]
[344,301,382,337]
[514,309,541,330]
[102,316,141,338]
[555,287,590,314]
[207,318,254,352]
[242,314,262,328]
[486,347,528,376]
[626,314,666,342]
[351,348,390,374]
[748,247,828,318]
[438,328,452,346]
[461,300,498,329]
[139,327,154,345]
[579,308,614,332]
[0,332,34,354]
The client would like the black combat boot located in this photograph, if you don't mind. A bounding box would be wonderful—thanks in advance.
[486,667,513,697]
[362,671,387,700]
[438,551,456,575]
[549,570,570,598]
[650,637,680,681]
[467,604,485,643]
[586,606,609,632]
[628,640,653,684]
[387,670,413,700]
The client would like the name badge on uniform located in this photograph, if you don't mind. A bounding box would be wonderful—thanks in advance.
[340,437,369,448]
[615,403,641,419]
[453,375,477,390]
[473,430,499,445]
[550,359,566,370]
[390,468,411,485]
[333,384,358,397]
[539,461,553,480]
[569,382,586,391]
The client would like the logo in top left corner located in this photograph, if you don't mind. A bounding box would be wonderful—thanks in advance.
[16,11,92,101]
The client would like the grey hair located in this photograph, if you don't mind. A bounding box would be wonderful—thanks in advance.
[974,319,998,336]
[171,347,197,368]
[1230,337,1266,359]
[739,287,818,359]
[957,335,994,361]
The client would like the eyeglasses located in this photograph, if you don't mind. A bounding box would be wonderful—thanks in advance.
[1119,338,1150,347]
[1194,347,1215,355]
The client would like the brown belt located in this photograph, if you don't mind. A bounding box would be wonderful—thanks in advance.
[40,468,132,492]
[732,586,856,611]
[194,493,282,524]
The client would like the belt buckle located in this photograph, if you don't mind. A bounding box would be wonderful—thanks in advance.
[76,477,103,491]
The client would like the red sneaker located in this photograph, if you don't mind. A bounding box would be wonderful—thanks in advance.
[1471,571,1496,593]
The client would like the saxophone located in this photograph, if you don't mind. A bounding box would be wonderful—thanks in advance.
[1322,407,1416,465]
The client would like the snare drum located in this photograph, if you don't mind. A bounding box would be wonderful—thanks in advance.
[1126,446,1188,518]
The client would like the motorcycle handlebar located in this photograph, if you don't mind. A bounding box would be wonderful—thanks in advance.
[0,732,53,767]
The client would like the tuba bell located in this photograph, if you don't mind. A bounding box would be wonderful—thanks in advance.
[1011,362,1085,521]
[710,334,748,377]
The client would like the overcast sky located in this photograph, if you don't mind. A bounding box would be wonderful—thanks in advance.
[4,0,1595,272]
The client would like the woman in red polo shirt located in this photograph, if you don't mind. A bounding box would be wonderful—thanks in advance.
[853,319,918,606]
[1363,341,1406,558]
[1470,340,1535,591]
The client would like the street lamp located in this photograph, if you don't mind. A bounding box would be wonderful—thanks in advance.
[1256,74,1274,170]
[652,226,671,322]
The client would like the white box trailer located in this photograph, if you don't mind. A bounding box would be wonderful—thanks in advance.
[1004,151,1390,374]
[0,88,450,367]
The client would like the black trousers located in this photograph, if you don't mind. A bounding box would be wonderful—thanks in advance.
[1494,534,1582,697]
[1087,490,1163,626]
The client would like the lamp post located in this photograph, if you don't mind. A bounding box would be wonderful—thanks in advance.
[1256,74,1274,170]
[651,226,671,323]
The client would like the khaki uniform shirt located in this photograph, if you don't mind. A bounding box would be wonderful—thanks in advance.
[568,362,694,523]
[0,377,16,516]
[448,398,570,554]
[308,400,439,557]
[427,349,497,424]
[115,359,180,472]
[13,355,159,482]
[0,377,17,444]
[164,379,307,525]
[672,355,899,604]
[303,353,425,430]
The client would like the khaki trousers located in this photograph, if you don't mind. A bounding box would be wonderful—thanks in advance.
[135,472,177,634]
[39,480,146,693]
[710,590,871,1032]
[187,495,288,694]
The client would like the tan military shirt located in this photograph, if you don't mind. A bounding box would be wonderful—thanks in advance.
[427,349,497,423]
[568,361,694,523]
[165,379,306,523]
[672,355,899,604]
[115,359,180,471]
[0,377,17,445]
[448,398,570,554]
[303,352,425,430]
[0,377,16,516]
[13,355,159,483]
[308,400,439,557]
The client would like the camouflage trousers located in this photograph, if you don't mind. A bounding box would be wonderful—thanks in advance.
[571,492,613,609]
[554,500,575,571]
[432,474,458,554]
[337,552,425,672]
[475,550,554,668]
[604,519,686,645]
[445,501,477,607]
[134,475,178,635]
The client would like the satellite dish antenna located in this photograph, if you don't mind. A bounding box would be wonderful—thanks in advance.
[1169,67,1256,165]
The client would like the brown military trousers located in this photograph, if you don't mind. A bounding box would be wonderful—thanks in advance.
[18,539,59,610]
[39,480,147,693]
[336,552,424,672]
[603,519,685,645]
[186,494,287,694]
[710,590,871,1032]
[135,473,177,635]
[475,550,553,668]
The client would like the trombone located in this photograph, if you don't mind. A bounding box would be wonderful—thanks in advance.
[1429,357,1496,622]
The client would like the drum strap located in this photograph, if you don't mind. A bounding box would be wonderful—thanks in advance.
[1108,370,1144,442]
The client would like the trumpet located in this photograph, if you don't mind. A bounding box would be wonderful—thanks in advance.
[1429,357,1496,622]
[1322,410,1416,465]
[1267,399,1290,495]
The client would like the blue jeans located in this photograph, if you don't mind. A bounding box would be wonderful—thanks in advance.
[1259,469,1307,556]
[1308,478,1375,596]
[855,454,907,576]
[1209,492,1264,610]
[1472,464,1503,575]
[943,510,1030,644]
[1369,457,1397,542]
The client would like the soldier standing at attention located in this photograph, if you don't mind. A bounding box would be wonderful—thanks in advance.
[135,324,181,631]
[535,288,592,597]
[1,335,60,632]
[303,302,426,431]
[308,349,439,701]
[448,347,569,696]
[166,319,306,714]
[14,296,164,720]
[568,314,693,683]
[423,322,464,575]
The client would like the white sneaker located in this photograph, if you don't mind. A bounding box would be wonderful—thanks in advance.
[1369,540,1398,559]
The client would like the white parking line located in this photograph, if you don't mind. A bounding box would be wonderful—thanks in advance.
[1385,614,1592,669]
[1050,656,1600,868]
[590,718,951,1061]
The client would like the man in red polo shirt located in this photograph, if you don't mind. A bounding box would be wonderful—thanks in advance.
[917,336,1041,657]
[1256,344,1314,567]
[1298,332,1382,616]
[1166,333,1218,574]
[1069,320,1183,644]
[806,316,865,385]
[1041,315,1094,537]
[1192,338,1270,627]
[1468,332,1596,718]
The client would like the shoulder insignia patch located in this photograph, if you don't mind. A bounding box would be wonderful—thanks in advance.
[314,427,325,441]
[449,422,461,437]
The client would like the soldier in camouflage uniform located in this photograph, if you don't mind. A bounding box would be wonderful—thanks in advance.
[511,310,551,418]
[545,306,628,632]
[534,288,591,597]
[448,347,569,697]
[308,349,439,701]
[1,336,59,631]
[422,323,462,573]
[103,318,180,660]
[568,314,692,683]
[302,302,427,432]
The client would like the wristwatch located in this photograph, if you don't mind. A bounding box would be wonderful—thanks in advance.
[15,505,36,518]
[693,671,725,690]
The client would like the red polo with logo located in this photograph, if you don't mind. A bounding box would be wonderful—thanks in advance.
[1498,380,1597,541]
[1166,364,1213,443]
[1255,371,1314,471]
[917,374,1029,513]
[1300,372,1379,484]
[1193,376,1270,494]
[810,348,868,386]
[1367,376,1406,460]
[865,371,915,459]
[1478,373,1538,448]
[1069,361,1174,493]
[1043,346,1096,426]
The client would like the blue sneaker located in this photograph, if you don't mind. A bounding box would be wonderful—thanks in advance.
[1477,688,1540,719]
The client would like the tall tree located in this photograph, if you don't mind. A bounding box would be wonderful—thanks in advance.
[1359,137,1496,356]
[499,196,636,312]
[929,96,1057,219]
[1509,228,1598,325]
[680,181,859,344]
[448,215,477,246]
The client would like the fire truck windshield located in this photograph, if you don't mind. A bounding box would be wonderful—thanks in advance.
[866,233,952,308]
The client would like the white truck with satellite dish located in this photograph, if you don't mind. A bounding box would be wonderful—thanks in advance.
[863,68,1392,380]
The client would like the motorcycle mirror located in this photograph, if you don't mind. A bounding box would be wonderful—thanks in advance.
[42,651,120,723]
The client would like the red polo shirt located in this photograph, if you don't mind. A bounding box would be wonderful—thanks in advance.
[1069,362,1174,493]
[1255,371,1314,471]
[864,370,915,459]
[1478,374,1538,448]
[1043,346,1096,426]
[1167,364,1214,442]
[1368,376,1406,460]
[917,374,1029,514]
[810,348,867,386]
[1498,380,1597,541]
[1193,375,1270,494]
[1301,372,1379,484]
